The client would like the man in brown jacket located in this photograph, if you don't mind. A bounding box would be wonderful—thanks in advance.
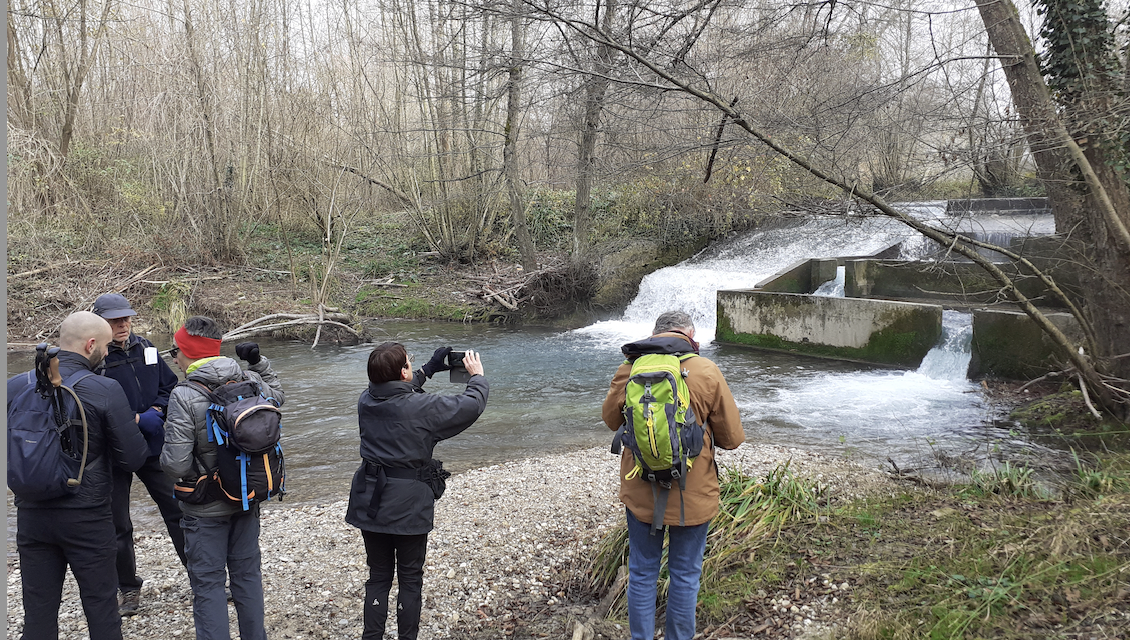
[602,310,744,640]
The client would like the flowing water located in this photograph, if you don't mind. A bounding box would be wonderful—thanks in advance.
[6,206,1060,549]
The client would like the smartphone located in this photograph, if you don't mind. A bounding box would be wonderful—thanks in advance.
[448,351,470,383]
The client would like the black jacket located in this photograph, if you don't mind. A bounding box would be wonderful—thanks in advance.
[8,350,150,509]
[99,333,179,413]
[345,371,488,535]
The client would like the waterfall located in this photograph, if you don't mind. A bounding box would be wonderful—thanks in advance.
[913,311,973,381]
[577,216,921,343]
[898,214,1056,261]
[812,266,845,297]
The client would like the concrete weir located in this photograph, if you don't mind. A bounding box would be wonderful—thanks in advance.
[717,290,942,368]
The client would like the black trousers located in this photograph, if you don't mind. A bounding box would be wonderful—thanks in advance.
[361,530,429,640]
[16,506,122,640]
[111,457,187,591]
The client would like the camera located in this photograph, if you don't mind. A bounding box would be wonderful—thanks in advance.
[447,351,470,383]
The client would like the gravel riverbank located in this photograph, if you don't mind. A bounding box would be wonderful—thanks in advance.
[6,444,898,640]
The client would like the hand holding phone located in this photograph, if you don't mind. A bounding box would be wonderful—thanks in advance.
[462,350,484,377]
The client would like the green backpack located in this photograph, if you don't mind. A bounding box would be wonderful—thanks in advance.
[612,351,705,533]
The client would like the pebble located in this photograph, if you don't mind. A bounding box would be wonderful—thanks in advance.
[6,443,896,639]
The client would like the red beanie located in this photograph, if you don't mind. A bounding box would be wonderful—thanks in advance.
[174,326,222,360]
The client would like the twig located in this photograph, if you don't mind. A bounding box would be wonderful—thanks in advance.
[1077,373,1103,420]
[311,303,326,351]
[1017,370,1065,392]
[887,457,902,475]
[138,276,226,285]
[8,261,78,279]
[367,279,409,288]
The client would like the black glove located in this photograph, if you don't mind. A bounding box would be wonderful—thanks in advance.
[421,346,453,379]
[235,342,261,366]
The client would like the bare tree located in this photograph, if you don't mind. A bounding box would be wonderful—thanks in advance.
[505,0,539,270]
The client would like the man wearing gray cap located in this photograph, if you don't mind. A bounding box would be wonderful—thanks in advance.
[92,293,186,616]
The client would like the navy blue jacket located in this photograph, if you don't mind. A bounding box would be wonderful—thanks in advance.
[98,333,179,457]
[8,350,150,510]
[99,334,178,413]
[345,370,488,535]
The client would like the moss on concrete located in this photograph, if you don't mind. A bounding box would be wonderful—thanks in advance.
[969,310,1082,379]
[717,301,940,368]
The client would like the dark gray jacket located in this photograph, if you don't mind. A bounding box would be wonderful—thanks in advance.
[160,355,285,518]
[345,371,488,535]
[8,350,149,509]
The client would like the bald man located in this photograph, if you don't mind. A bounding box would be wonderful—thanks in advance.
[7,311,150,640]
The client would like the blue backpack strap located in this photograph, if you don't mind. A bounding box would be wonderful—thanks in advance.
[178,379,228,444]
[61,370,97,388]
[238,451,250,511]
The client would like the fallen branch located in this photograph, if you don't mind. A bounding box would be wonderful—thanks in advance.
[9,261,79,279]
[367,278,409,288]
[224,318,361,342]
[483,286,519,311]
[1078,373,1103,420]
[311,303,327,350]
[227,312,352,335]
[1017,370,1066,392]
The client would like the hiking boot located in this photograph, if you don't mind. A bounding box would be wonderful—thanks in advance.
[119,590,141,617]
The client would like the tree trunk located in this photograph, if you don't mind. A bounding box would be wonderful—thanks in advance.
[505,0,537,271]
[572,0,617,264]
[975,0,1130,409]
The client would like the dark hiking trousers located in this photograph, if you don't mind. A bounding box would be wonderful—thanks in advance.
[112,458,187,593]
[361,531,429,640]
[16,506,122,640]
[182,511,266,640]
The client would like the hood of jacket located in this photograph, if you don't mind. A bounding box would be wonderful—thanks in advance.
[185,356,246,387]
[621,332,697,359]
[366,380,423,401]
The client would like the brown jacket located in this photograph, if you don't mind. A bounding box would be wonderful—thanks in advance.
[601,333,744,526]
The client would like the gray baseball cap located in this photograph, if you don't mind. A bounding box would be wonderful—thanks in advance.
[92,293,138,319]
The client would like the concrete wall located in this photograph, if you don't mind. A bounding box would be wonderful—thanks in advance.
[754,260,815,293]
[756,257,873,293]
[968,309,1085,379]
[844,259,1067,307]
[717,290,942,368]
[946,197,1050,214]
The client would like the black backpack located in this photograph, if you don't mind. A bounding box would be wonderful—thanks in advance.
[7,369,94,501]
[178,375,285,510]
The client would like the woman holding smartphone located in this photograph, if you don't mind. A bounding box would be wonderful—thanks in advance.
[345,343,488,640]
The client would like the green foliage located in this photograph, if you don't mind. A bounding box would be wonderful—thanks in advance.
[150,281,191,331]
[352,286,474,322]
[966,462,1052,499]
[1070,450,1130,497]
[525,190,575,251]
[1034,0,1130,173]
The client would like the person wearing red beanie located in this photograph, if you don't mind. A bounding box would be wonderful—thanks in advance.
[161,316,286,640]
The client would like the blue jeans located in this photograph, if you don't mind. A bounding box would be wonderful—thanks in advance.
[625,509,709,640]
[181,512,265,640]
